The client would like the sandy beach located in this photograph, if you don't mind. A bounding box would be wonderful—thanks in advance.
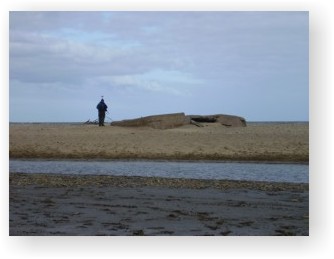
[9,173,309,236]
[9,122,308,162]
[9,122,309,236]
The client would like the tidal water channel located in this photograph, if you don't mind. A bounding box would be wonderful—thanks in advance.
[9,159,309,183]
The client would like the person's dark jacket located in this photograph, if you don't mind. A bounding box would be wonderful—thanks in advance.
[96,100,108,114]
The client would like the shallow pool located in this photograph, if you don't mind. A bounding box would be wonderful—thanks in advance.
[9,159,309,183]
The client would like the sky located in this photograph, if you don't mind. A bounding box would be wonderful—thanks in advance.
[9,11,309,122]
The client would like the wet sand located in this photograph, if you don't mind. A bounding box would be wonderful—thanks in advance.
[9,173,309,236]
[9,122,308,162]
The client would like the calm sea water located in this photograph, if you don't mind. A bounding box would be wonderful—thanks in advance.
[9,159,308,183]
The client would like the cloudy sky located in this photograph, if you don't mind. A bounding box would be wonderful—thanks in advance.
[9,11,308,122]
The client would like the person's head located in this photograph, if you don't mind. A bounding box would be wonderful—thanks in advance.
[101,98,104,103]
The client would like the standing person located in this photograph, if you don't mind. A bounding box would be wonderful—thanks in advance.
[96,98,108,126]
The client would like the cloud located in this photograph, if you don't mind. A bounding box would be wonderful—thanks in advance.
[10,31,137,84]
[85,69,203,96]
[9,11,309,122]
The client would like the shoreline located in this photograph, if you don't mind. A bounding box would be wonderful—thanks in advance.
[10,172,309,191]
[9,157,309,165]
[9,154,309,163]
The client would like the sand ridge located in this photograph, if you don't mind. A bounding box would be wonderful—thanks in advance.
[9,122,309,162]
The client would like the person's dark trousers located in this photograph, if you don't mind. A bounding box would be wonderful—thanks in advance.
[98,112,105,126]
